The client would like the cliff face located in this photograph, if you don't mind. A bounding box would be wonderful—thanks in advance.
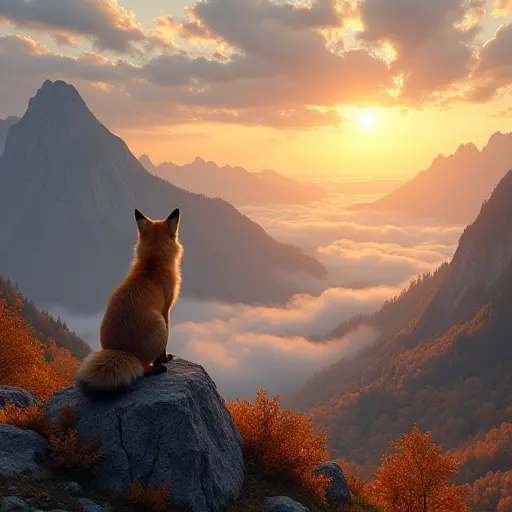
[0,116,19,156]
[0,80,324,313]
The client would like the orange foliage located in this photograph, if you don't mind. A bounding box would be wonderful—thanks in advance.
[227,388,330,500]
[0,403,105,474]
[0,402,48,434]
[367,426,469,512]
[128,481,171,512]
[0,300,78,399]
[468,470,512,512]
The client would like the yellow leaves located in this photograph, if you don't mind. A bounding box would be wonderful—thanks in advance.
[367,426,469,511]
[227,388,331,501]
[0,299,78,399]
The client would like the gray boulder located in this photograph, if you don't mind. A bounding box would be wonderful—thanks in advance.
[0,496,29,512]
[264,496,309,512]
[0,386,40,409]
[0,425,48,477]
[313,461,351,505]
[76,499,106,512]
[46,358,244,512]
[56,481,84,496]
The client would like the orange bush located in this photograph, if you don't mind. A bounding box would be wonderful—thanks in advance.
[128,481,171,512]
[367,426,469,512]
[0,403,105,474]
[227,388,330,500]
[0,300,78,399]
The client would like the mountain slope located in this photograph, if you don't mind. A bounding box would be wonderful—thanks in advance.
[350,133,512,223]
[0,80,324,314]
[0,274,90,359]
[295,170,512,467]
[140,154,327,206]
[0,116,20,155]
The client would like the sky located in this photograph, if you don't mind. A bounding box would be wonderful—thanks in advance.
[1,0,512,179]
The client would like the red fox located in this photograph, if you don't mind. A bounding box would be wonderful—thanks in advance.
[75,208,183,397]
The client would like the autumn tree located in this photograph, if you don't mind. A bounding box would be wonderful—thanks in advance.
[0,299,78,399]
[368,426,469,512]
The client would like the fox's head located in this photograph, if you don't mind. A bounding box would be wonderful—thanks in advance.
[133,208,183,264]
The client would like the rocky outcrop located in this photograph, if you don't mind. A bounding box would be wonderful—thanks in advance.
[0,425,48,477]
[264,496,309,512]
[314,462,351,505]
[0,387,40,409]
[46,358,244,512]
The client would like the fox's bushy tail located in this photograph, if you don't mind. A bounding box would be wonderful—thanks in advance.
[75,349,144,400]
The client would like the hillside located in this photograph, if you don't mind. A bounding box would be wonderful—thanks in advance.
[0,275,90,359]
[0,80,324,314]
[350,132,512,223]
[0,116,19,155]
[295,169,512,468]
[139,154,327,206]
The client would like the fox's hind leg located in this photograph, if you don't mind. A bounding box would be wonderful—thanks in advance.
[144,360,167,377]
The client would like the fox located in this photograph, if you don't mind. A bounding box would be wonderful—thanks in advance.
[75,208,183,398]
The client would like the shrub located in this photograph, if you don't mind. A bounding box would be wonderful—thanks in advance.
[0,403,105,474]
[0,300,79,399]
[227,388,330,501]
[128,481,171,512]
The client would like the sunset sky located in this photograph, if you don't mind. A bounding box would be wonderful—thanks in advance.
[1,0,512,179]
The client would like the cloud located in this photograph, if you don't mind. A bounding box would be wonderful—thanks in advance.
[43,194,461,401]
[357,0,484,102]
[494,0,512,14]
[0,0,169,54]
[46,286,389,400]
[470,22,512,100]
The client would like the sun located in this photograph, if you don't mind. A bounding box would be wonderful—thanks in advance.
[358,113,375,130]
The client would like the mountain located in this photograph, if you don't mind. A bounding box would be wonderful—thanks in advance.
[294,170,512,468]
[0,80,324,314]
[139,154,328,206]
[350,133,512,223]
[0,116,20,156]
[0,274,90,359]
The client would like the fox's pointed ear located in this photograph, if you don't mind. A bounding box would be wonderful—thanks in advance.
[135,209,150,234]
[166,208,180,237]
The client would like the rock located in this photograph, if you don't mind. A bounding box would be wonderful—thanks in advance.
[0,386,40,409]
[264,496,309,512]
[0,496,29,512]
[47,358,244,512]
[77,499,105,512]
[6,487,17,492]
[313,461,351,505]
[0,425,48,477]
[56,481,84,496]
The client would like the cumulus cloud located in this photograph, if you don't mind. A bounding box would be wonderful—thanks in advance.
[470,22,512,100]
[0,0,169,54]
[357,0,484,102]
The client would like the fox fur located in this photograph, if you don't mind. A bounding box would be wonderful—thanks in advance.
[75,208,183,398]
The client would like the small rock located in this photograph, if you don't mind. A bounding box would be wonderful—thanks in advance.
[56,481,84,496]
[7,486,17,492]
[77,498,106,512]
[0,425,48,478]
[0,496,29,512]
[0,386,40,410]
[313,461,351,505]
[264,496,309,512]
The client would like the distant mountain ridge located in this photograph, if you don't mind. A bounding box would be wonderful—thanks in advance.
[0,80,324,314]
[295,169,512,466]
[0,116,20,155]
[350,132,512,223]
[139,154,328,206]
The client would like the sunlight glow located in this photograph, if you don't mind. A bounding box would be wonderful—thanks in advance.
[358,113,375,130]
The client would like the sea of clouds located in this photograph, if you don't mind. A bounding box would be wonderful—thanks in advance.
[48,190,464,402]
